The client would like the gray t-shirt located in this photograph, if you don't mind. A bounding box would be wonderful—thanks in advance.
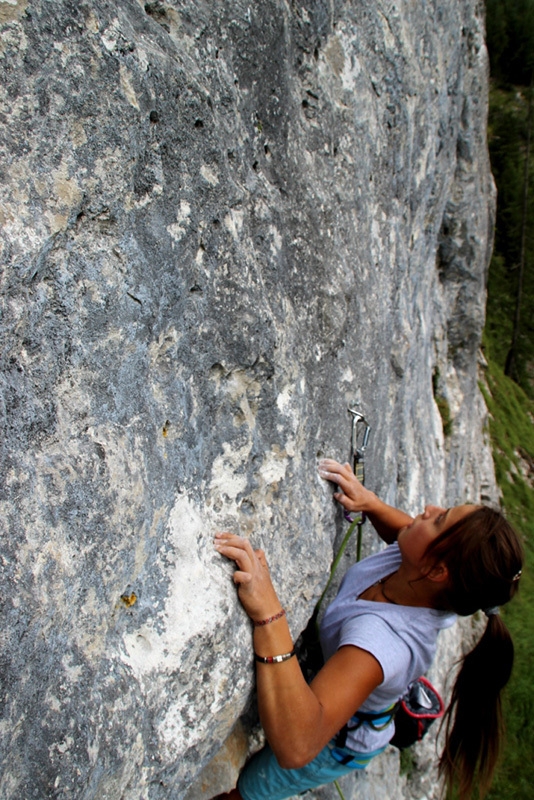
[319,543,456,752]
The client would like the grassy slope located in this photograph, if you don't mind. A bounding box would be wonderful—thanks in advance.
[479,346,534,799]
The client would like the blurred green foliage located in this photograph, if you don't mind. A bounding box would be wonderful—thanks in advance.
[482,4,534,797]
[486,0,534,85]
[486,1,534,397]
[478,355,534,800]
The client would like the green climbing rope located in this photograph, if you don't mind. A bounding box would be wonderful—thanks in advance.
[334,778,347,799]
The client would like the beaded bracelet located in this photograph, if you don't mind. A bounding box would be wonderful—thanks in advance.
[254,647,296,664]
[253,609,286,627]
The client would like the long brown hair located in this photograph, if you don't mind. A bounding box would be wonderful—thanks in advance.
[424,506,523,799]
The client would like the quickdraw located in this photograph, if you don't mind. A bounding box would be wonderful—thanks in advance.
[343,408,371,563]
[297,407,372,685]
[314,408,372,618]
[331,408,371,796]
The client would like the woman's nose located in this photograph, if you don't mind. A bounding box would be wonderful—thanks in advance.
[424,504,445,518]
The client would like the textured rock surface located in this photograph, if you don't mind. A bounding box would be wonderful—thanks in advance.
[0,1,496,798]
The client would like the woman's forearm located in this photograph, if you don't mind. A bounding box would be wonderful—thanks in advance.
[213,533,325,765]
[318,460,413,543]
[253,619,325,768]
[214,532,384,768]
[364,492,414,544]
[252,620,382,769]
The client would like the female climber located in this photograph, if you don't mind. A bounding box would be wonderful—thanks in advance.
[213,458,523,800]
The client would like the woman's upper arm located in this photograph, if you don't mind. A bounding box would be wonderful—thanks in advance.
[307,645,384,753]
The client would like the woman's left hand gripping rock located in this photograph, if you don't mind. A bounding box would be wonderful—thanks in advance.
[215,532,282,623]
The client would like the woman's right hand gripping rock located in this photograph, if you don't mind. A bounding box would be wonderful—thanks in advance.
[318,458,376,514]
[214,532,283,623]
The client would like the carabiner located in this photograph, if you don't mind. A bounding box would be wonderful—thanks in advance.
[344,408,371,523]
[348,408,371,468]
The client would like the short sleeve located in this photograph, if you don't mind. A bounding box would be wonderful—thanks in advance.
[338,613,412,688]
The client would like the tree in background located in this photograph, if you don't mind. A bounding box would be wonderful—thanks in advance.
[481,15,534,800]
[486,0,534,84]
[486,0,534,396]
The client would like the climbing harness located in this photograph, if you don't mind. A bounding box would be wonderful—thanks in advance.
[334,676,445,753]
[334,701,400,755]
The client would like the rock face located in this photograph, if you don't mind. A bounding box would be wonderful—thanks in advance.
[0,1,496,799]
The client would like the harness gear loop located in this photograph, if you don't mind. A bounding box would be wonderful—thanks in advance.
[334,702,400,750]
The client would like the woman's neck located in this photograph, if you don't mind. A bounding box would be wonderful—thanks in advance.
[376,566,443,609]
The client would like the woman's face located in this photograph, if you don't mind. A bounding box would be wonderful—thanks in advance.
[398,504,476,570]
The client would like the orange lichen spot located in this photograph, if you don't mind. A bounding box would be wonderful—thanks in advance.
[120,592,137,608]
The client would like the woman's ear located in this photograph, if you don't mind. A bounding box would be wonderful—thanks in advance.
[425,562,449,584]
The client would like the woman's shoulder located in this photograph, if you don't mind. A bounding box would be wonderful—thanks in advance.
[333,544,401,604]
[347,542,402,581]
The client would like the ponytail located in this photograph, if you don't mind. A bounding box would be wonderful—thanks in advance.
[439,613,514,799]
[423,505,522,796]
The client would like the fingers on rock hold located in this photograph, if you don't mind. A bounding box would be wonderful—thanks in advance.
[234,571,252,584]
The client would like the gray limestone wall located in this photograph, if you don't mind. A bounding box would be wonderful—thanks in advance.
[0,1,496,798]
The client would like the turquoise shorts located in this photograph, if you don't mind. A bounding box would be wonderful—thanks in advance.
[237,740,386,800]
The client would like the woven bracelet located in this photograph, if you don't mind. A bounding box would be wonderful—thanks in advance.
[254,647,296,664]
[253,609,286,627]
